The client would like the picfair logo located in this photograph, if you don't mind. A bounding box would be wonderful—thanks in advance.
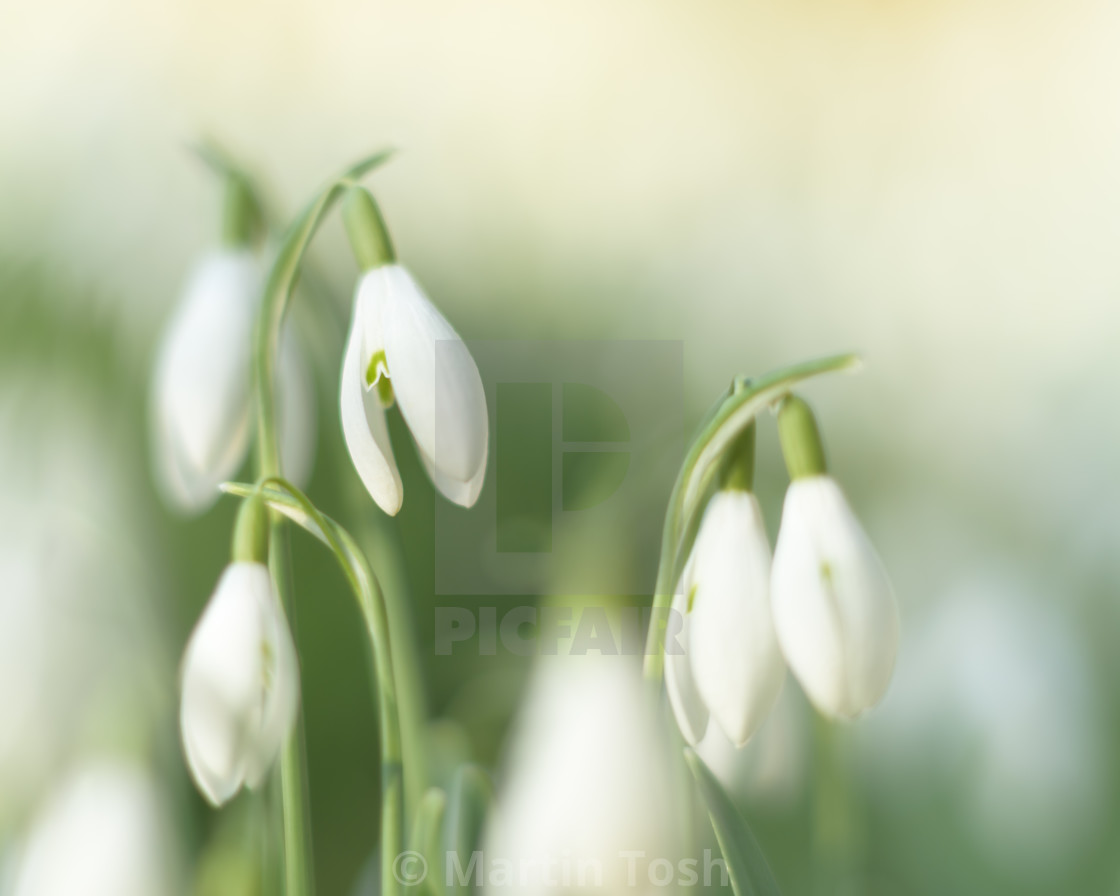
[434,340,682,597]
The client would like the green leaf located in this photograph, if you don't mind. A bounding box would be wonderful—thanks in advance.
[409,788,448,896]
[683,748,783,896]
[443,764,493,896]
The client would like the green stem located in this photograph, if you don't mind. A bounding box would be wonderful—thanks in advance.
[234,479,407,896]
[248,151,393,896]
[642,353,860,680]
[361,512,429,820]
[271,525,316,896]
[811,714,860,895]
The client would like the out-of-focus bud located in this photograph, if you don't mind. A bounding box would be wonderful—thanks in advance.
[483,654,679,896]
[10,762,177,896]
[770,396,899,720]
[150,175,314,515]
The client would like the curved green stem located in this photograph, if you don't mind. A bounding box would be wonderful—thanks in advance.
[642,353,861,680]
[252,150,393,477]
[248,150,394,896]
[223,479,406,896]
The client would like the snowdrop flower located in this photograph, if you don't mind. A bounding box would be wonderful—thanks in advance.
[179,499,299,806]
[770,396,899,720]
[10,762,176,896]
[150,177,314,515]
[665,426,784,747]
[484,653,679,896]
[339,187,488,515]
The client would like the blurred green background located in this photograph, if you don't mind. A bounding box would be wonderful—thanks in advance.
[2,0,1119,894]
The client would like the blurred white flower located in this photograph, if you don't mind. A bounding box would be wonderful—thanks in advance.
[340,263,488,515]
[0,378,170,832]
[770,475,899,720]
[665,490,784,747]
[9,762,176,896]
[179,562,299,806]
[484,655,678,896]
[150,250,314,515]
[862,575,1107,879]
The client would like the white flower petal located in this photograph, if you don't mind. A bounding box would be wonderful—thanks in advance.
[243,575,300,790]
[340,301,403,515]
[664,586,709,746]
[180,563,268,805]
[150,251,257,514]
[770,476,899,720]
[688,491,784,746]
[415,440,487,509]
[179,562,299,806]
[376,265,488,486]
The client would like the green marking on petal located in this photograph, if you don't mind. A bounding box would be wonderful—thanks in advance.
[365,350,395,408]
[260,639,274,691]
[687,582,698,614]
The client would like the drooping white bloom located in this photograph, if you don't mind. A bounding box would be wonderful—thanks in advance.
[340,264,488,515]
[665,490,784,747]
[179,562,299,806]
[10,762,176,896]
[770,475,899,720]
[484,655,679,896]
[151,250,315,514]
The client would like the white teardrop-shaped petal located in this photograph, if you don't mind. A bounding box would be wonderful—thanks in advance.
[179,562,299,806]
[339,291,403,515]
[415,441,487,509]
[770,476,899,720]
[243,579,299,790]
[374,265,488,487]
[277,326,317,491]
[688,491,784,746]
[664,583,709,746]
[150,251,258,514]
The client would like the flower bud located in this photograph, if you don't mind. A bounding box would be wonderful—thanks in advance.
[484,655,679,896]
[150,251,315,514]
[10,762,176,896]
[770,475,899,719]
[179,562,299,806]
[667,489,784,747]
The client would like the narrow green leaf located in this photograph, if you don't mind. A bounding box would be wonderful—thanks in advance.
[683,748,783,896]
[443,765,493,896]
[409,788,449,896]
